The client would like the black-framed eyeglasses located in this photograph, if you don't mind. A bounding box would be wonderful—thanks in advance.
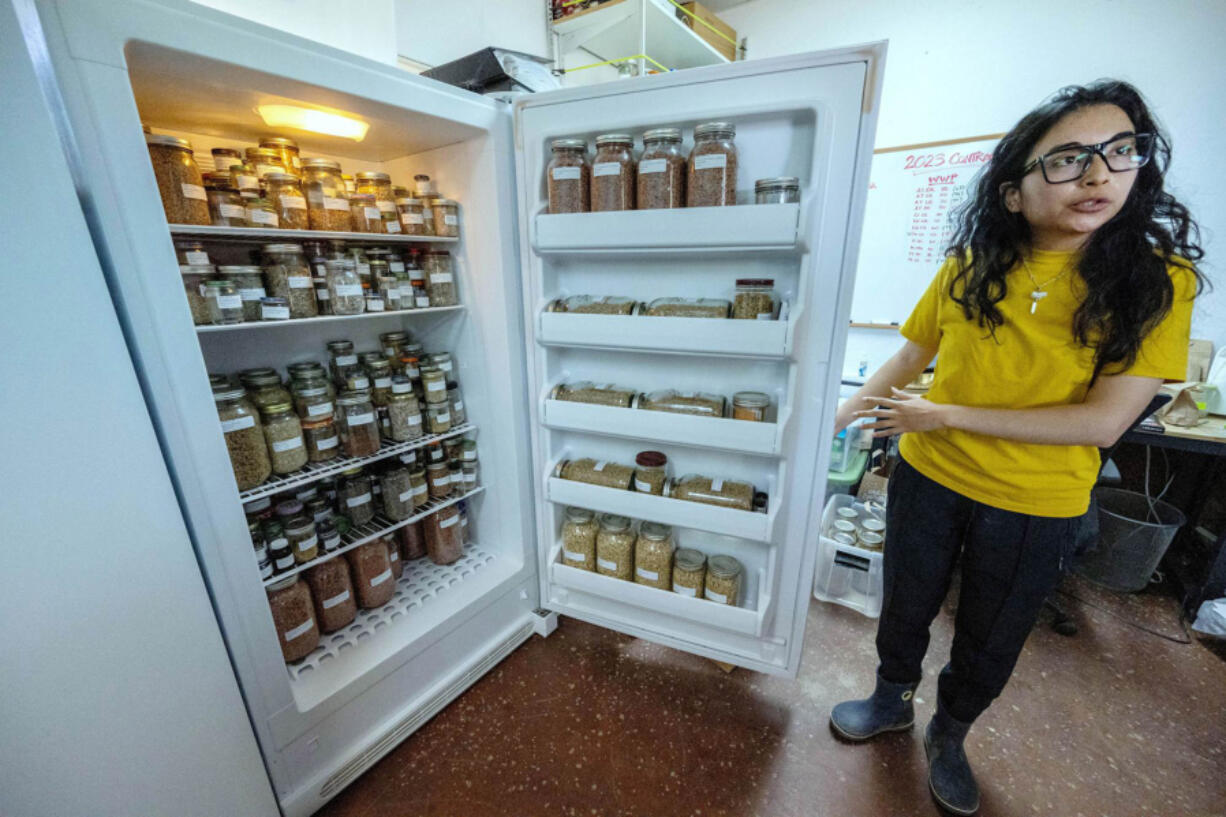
[1022,132,1154,184]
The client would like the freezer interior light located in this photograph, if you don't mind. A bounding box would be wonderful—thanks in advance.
[256,105,369,141]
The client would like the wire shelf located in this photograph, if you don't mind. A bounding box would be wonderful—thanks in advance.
[197,305,463,333]
[169,224,459,245]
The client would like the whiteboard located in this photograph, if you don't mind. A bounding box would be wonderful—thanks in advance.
[851,134,1001,325]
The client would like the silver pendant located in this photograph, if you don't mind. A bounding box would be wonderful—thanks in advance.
[1030,290,1048,314]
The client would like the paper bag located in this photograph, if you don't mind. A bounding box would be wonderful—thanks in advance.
[1162,386,1205,427]
[856,449,890,507]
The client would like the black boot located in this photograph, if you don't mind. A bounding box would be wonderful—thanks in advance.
[924,701,980,815]
[829,673,917,741]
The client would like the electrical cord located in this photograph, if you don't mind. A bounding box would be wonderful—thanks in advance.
[1055,585,1192,645]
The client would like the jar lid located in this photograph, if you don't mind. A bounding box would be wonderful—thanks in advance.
[356,171,391,182]
[244,496,272,514]
[735,278,775,287]
[349,192,376,202]
[275,499,304,516]
[260,136,299,148]
[262,243,304,253]
[396,197,422,205]
[635,450,668,468]
[367,358,391,371]
[261,401,293,414]
[642,127,682,142]
[179,264,215,274]
[213,147,242,155]
[337,391,369,405]
[674,548,706,571]
[733,391,771,408]
[564,506,594,523]
[707,554,743,578]
[239,367,278,381]
[639,522,672,541]
[694,121,736,137]
[755,176,800,190]
[327,340,355,351]
[341,465,364,475]
[218,265,264,274]
[295,385,328,397]
[427,460,448,471]
[288,360,326,373]
[146,133,192,149]
[301,158,341,170]
[264,173,298,183]
[598,513,632,532]
[551,138,587,150]
[595,133,633,146]
[390,376,413,394]
[246,147,282,159]
[381,331,410,342]
[433,198,458,206]
[265,576,298,592]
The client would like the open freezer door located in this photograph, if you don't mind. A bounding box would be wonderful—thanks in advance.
[512,45,885,676]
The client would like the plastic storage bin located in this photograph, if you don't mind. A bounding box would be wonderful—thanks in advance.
[812,494,885,618]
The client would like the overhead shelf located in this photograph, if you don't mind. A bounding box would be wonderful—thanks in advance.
[169,224,459,244]
[538,311,792,359]
[552,0,730,72]
[533,203,801,254]
[543,398,784,455]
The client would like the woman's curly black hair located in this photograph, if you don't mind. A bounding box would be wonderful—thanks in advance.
[946,80,1207,380]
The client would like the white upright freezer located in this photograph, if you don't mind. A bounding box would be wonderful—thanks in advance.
[24,0,884,813]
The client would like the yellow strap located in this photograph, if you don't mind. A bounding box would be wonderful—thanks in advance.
[565,53,671,73]
[665,0,737,47]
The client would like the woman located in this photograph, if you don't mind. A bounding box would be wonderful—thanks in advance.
[829,80,1205,815]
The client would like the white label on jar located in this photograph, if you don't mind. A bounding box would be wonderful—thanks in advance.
[462,450,476,461]
[288,276,312,289]
[370,568,392,587]
[402,213,424,225]
[316,435,338,451]
[439,363,453,377]
[180,182,207,200]
[274,554,295,571]
[712,478,725,492]
[216,294,242,310]
[322,534,341,551]
[464,473,476,487]
[363,206,381,221]
[346,491,371,508]
[374,377,392,389]
[415,296,430,308]
[387,290,401,303]
[356,262,370,277]
[426,380,446,392]
[444,214,458,226]
[389,261,405,273]
[296,534,318,553]
[237,174,258,190]
[385,220,402,234]
[597,557,618,572]
[335,354,358,366]
[634,479,652,492]
[322,589,350,609]
[220,415,255,433]
[639,158,667,174]
[262,304,290,320]
[552,166,582,181]
[271,436,303,453]
[430,272,453,285]
[435,411,450,424]
[398,488,415,503]
[280,194,307,210]
[389,549,399,562]
[439,514,459,529]
[366,298,385,312]
[398,284,414,301]
[284,618,315,642]
[316,288,330,300]
[408,413,422,425]
[450,471,463,485]
[249,209,279,227]
[307,401,333,417]
[185,250,210,265]
[377,200,397,214]
[705,589,728,604]
[219,203,246,219]
[636,567,659,581]
[593,162,621,177]
[348,412,375,427]
[563,549,586,563]
[413,483,428,499]
[383,346,397,357]
[255,163,280,178]
[594,460,607,472]
[453,401,463,412]
[694,153,728,170]
[323,196,349,211]
[674,583,698,597]
[239,287,266,301]
[757,312,773,320]
[334,284,362,297]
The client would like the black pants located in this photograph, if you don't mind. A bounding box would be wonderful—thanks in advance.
[876,459,1080,723]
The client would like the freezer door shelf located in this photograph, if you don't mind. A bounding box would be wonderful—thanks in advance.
[543,398,784,455]
[538,311,791,359]
[546,476,775,542]
[548,546,775,637]
[532,203,802,255]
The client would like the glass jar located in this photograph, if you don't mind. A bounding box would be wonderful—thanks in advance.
[462,461,478,491]
[260,136,301,175]
[243,372,292,413]
[446,382,466,426]
[414,174,439,233]
[367,359,393,407]
[428,352,455,379]
[230,164,261,200]
[399,520,427,560]
[638,389,726,418]
[422,251,457,307]
[342,173,356,195]
[316,517,342,553]
[276,500,319,564]
[547,138,590,214]
[592,134,635,212]
[245,197,280,228]
[380,465,415,522]
[426,461,451,499]
[214,388,271,490]
[218,266,266,322]
[346,540,395,608]
[755,176,800,205]
[560,506,597,571]
[328,340,361,386]
[380,331,410,368]
[448,461,464,494]
[554,458,634,491]
[336,467,374,526]
[246,147,288,180]
[316,257,360,316]
[301,416,340,462]
[293,379,334,421]
[432,199,460,238]
[265,520,294,575]
[666,474,755,511]
[260,402,308,475]
[595,514,635,580]
[336,391,381,458]
[145,134,211,225]
[461,439,478,463]
[545,295,637,315]
[421,366,449,405]
[672,548,706,598]
[423,505,463,565]
[348,193,384,233]
[262,244,317,318]
[259,296,290,321]
[265,173,309,230]
[549,381,634,408]
[250,520,272,580]
[180,264,215,325]
[175,240,212,266]
[345,371,372,395]
[386,534,403,579]
[408,467,429,509]
[355,171,398,224]
[304,558,356,633]
[211,148,243,176]
[300,159,351,232]
[733,278,778,320]
[244,496,274,526]
[644,297,730,318]
[633,451,669,495]
[206,183,249,227]
[705,555,743,605]
[396,197,427,235]
[266,576,319,662]
[637,128,686,209]
[387,377,424,442]
[732,391,771,422]
[376,273,401,311]
[634,522,674,590]
[688,122,737,207]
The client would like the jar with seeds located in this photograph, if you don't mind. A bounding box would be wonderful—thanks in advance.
[336,467,374,526]
[263,244,317,318]
[732,391,771,421]
[335,390,381,458]
[219,266,266,322]
[380,465,415,522]
[260,136,301,175]
[145,134,211,225]
[265,173,310,230]
[245,147,287,181]
[638,390,725,418]
[205,181,249,227]
[300,159,351,231]
[356,172,398,222]
[229,164,261,200]
[397,197,428,235]
[424,504,464,565]
[214,388,271,490]
[637,127,686,209]
[387,377,424,441]
[687,121,737,207]
[349,193,384,233]
[260,402,308,475]
[546,138,590,214]
[591,134,635,211]
[554,458,634,491]
[266,576,319,662]
[667,474,755,511]
[386,535,403,579]
[304,558,356,634]
[346,539,395,608]
[245,197,279,228]
[672,548,706,598]
[634,522,674,590]
[733,279,778,320]
[423,251,458,306]
[633,451,669,495]
[301,416,340,462]
[595,514,635,580]
[644,297,730,318]
[550,381,635,408]
[432,199,460,237]
[276,500,318,564]
[211,148,243,178]
[399,520,427,560]
[180,264,215,325]
[560,506,597,571]
[705,555,743,605]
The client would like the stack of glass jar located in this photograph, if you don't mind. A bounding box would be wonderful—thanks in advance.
[176,240,460,326]
[544,280,780,322]
[211,334,472,491]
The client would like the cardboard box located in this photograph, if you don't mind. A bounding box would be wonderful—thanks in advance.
[676,1,738,62]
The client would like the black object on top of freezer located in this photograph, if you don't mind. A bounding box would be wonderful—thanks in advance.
[422,47,560,95]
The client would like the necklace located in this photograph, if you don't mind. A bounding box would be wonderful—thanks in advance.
[1020,257,1072,314]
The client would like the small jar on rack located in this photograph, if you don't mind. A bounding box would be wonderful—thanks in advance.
[211,148,243,178]
[324,257,364,316]
[215,388,271,491]
[328,340,362,386]
[245,197,280,228]
[546,138,590,214]
[380,331,410,369]
[754,176,800,205]
[560,506,597,571]
[242,371,292,413]
[414,174,440,234]
[633,451,669,495]
[687,121,737,207]
[276,499,319,564]
[446,381,466,426]
[420,366,449,405]
[259,296,290,321]
[175,240,212,266]
[355,171,398,225]
[422,251,458,306]
[259,136,301,176]
[266,576,319,662]
[304,558,356,634]
[265,173,310,230]
[732,278,778,320]
[246,147,287,181]
[396,197,427,235]
[348,193,384,233]
[448,461,464,494]
[387,376,423,442]
[366,359,394,407]
[262,244,318,318]
[218,266,266,322]
[292,377,334,422]
[705,555,743,606]
[409,467,429,509]
[666,474,755,512]
[426,460,452,499]
[335,390,381,458]
[180,264,215,326]
[637,127,686,209]
[634,522,674,590]
[672,548,706,598]
[431,199,460,238]
[301,415,340,462]
[205,178,249,227]
[145,134,210,225]
[595,514,635,580]
[301,158,351,232]
[732,391,771,422]
[379,464,415,522]
[229,164,261,201]
[336,467,375,526]
[260,402,308,475]
[250,520,272,581]
[591,133,636,212]
[265,520,295,575]
[423,505,463,565]
[346,540,395,608]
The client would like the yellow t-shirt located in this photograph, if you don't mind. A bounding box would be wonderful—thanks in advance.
[898,248,1195,517]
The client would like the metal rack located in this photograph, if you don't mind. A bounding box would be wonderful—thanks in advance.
[169,224,459,245]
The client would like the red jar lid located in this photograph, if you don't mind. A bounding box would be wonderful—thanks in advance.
[635,451,668,468]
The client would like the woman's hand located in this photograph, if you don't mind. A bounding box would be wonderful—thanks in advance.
[854,387,951,437]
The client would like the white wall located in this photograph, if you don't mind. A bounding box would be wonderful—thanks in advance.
[724,0,1226,378]
[189,0,398,64]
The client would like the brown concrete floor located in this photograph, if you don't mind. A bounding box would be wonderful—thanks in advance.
[317,576,1226,817]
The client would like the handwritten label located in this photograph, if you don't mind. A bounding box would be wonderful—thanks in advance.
[248,209,278,226]
[288,276,311,289]
[597,557,618,572]
[439,514,458,529]
[323,196,349,211]
[220,415,255,433]
[593,162,621,177]
[283,618,315,641]
[180,183,206,201]
[261,304,289,320]
[280,194,307,210]
[370,568,392,587]
[346,491,371,508]
[552,166,581,181]
[639,158,667,174]
[322,590,350,609]
[673,584,698,597]
[271,436,303,453]
[238,287,266,301]
[347,412,375,427]
[563,550,586,563]
[307,402,333,417]
[636,567,659,581]
[694,154,727,170]
[219,203,246,219]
